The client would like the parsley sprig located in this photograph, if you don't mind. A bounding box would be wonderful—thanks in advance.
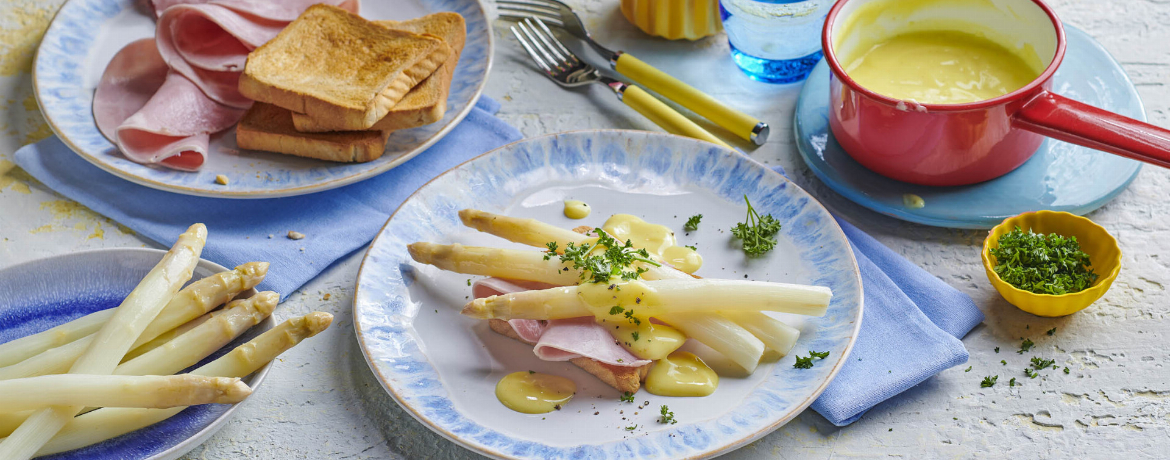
[620,392,635,403]
[793,350,830,369]
[981,375,998,388]
[731,196,782,257]
[658,405,677,424]
[544,228,660,284]
[990,227,1098,295]
[684,214,703,231]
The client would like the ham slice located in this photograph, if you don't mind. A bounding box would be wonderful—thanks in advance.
[114,71,245,170]
[93,39,168,143]
[472,278,651,368]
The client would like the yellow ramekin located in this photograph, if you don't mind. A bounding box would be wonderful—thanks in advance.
[620,0,722,41]
[982,211,1122,317]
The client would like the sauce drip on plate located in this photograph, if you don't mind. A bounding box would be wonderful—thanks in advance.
[563,200,591,219]
[645,351,719,397]
[602,214,702,273]
[495,372,576,414]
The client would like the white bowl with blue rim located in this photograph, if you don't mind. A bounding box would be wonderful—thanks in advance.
[353,130,864,459]
[0,248,273,460]
[34,0,492,198]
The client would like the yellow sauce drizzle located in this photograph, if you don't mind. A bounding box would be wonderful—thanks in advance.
[578,281,686,361]
[495,372,576,414]
[602,214,702,273]
[844,30,1038,104]
[563,200,591,219]
[645,351,719,397]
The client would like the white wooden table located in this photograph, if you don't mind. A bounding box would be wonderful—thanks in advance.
[1,0,1168,457]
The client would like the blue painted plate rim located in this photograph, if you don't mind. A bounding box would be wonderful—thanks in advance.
[32,0,494,199]
[0,247,274,460]
[350,129,865,460]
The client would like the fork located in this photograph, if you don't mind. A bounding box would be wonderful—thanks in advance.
[497,0,770,146]
[511,18,732,149]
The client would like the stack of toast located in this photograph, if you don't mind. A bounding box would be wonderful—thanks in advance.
[236,5,466,163]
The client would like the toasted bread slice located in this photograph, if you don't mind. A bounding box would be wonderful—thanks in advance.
[239,4,451,130]
[488,319,651,394]
[291,13,467,133]
[236,102,389,163]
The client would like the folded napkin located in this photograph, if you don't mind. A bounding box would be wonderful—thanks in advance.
[15,97,521,297]
[770,167,984,426]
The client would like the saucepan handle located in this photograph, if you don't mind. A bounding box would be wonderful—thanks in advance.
[1014,91,1170,167]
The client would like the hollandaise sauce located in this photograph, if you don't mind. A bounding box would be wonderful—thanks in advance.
[579,281,686,360]
[563,200,591,219]
[602,214,702,273]
[844,30,1038,104]
[495,372,577,414]
[645,351,719,397]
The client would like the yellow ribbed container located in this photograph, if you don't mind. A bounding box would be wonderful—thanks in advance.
[982,211,1122,317]
[620,0,722,41]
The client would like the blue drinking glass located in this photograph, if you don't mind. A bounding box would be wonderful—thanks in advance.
[719,0,834,84]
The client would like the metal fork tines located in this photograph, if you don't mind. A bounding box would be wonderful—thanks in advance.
[510,17,605,88]
[497,0,614,56]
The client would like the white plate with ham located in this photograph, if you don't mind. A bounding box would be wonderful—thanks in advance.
[33,0,491,198]
[353,131,864,459]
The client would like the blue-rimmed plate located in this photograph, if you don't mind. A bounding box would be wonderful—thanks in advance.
[34,0,492,198]
[795,25,1142,229]
[0,249,273,460]
[353,131,864,459]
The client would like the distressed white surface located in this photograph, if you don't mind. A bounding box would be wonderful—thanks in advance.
[1,0,1168,457]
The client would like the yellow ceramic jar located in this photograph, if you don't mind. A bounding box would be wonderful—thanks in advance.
[620,0,722,40]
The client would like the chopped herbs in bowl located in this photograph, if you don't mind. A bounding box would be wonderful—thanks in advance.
[990,227,1098,295]
[982,211,1122,317]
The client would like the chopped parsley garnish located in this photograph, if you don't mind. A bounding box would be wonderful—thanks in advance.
[731,195,782,257]
[995,347,1000,353]
[1024,368,1038,379]
[528,370,535,374]
[658,405,677,424]
[624,425,637,431]
[623,310,641,326]
[685,245,697,251]
[981,375,998,388]
[1001,360,1007,366]
[1063,367,1070,374]
[684,214,703,231]
[794,350,830,369]
[544,228,660,284]
[1018,338,1034,354]
[1009,377,1017,387]
[1030,356,1055,370]
[631,331,640,341]
[620,392,635,403]
[964,366,972,373]
[990,227,1098,295]
[609,306,624,315]
[1047,327,1057,336]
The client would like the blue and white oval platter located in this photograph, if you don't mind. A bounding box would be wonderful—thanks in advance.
[353,131,864,459]
[34,0,492,198]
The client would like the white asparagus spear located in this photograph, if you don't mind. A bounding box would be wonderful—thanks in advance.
[407,243,580,285]
[0,311,113,368]
[720,311,801,358]
[0,223,206,460]
[462,279,832,320]
[26,312,333,456]
[120,314,210,362]
[115,292,278,376]
[660,313,765,372]
[0,262,268,381]
[459,209,588,248]
[0,375,250,411]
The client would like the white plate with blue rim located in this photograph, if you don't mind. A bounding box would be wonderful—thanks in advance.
[33,0,492,198]
[0,248,273,460]
[353,130,864,459]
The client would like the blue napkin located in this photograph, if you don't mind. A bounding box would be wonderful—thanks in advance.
[15,98,521,297]
[771,167,983,426]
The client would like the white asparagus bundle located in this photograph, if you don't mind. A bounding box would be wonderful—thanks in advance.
[115,292,278,377]
[0,311,113,368]
[0,375,250,411]
[0,262,268,381]
[0,223,207,460]
[720,311,800,358]
[463,279,832,320]
[25,312,334,456]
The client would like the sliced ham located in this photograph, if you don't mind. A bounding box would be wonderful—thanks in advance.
[114,71,245,170]
[472,278,651,368]
[93,38,169,143]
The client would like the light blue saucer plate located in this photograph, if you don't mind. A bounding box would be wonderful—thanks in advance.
[34,0,491,198]
[0,249,273,460]
[795,25,1143,229]
[353,131,863,459]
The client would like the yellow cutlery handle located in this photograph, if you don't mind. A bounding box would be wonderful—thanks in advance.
[621,85,732,150]
[615,53,767,145]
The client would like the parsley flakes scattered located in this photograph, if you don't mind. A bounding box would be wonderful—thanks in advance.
[981,376,998,388]
[1047,327,1057,336]
[1018,338,1034,354]
[544,228,660,284]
